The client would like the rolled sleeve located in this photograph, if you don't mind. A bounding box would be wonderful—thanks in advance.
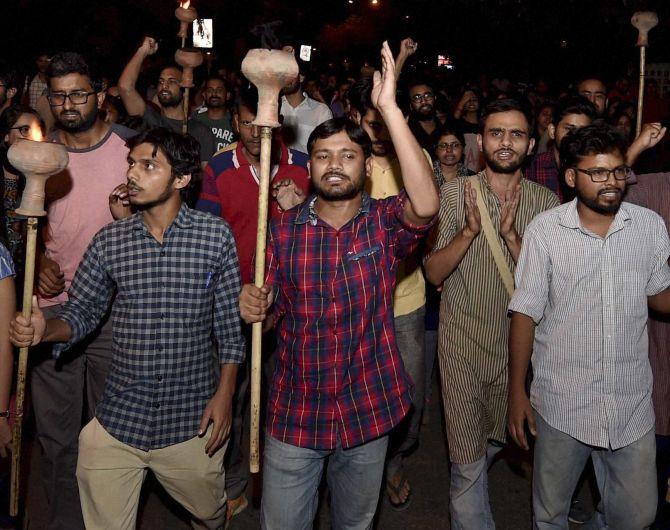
[213,228,246,364]
[508,223,551,323]
[384,191,437,261]
[52,238,115,358]
[646,217,670,296]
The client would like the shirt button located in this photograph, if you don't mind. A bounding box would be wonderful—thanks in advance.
[160,313,166,319]
[154,402,161,409]
[156,375,163,382]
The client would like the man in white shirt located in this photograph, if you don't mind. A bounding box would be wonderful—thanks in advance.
[280,71,332,154]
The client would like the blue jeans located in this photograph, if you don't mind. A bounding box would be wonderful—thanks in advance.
[449,443,502,529]
[387,306,426,479]
[533,413,657,530]
[260,434,389,530]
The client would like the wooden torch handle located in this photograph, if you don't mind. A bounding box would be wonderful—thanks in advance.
[182,87,190,136]
[250,126,273,473]
[10,217,38,517]
[636,46,646,137]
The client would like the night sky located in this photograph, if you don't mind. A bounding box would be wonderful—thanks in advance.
[3,0,670,85]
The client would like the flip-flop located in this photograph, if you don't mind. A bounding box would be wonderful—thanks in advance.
[386,476,412,511]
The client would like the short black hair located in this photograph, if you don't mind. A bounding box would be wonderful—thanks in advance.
[235,84,258,116]
[559,122,628,170]
[347,77,374,116]
[552,96,597,127]
[204,75,229,91]
[127,127,201,199]
[47,52,103,93]
[307,117,372,158]
[436,126,466,148]
[0,62,18,90]
[480,98,534,134]
[0,105,45,147]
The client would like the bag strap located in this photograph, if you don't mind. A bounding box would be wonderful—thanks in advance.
[468,176,515,297]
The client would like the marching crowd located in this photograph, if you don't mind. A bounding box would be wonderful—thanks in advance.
[1,33,670,530]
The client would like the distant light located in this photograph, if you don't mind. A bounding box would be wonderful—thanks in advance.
[405,15,410,19]
[560,39,568,48]
[348,0,353,3]
[371,0,379,5]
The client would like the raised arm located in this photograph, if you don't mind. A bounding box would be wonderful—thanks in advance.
[371,41,438,225]
[118,36,158,117]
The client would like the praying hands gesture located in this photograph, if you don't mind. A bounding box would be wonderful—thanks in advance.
[499,184,522,262]
[462,180,481,239]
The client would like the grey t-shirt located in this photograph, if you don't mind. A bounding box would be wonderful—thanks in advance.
[142,106,216,162]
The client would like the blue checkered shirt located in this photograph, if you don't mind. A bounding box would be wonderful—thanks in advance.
[53,204,246,450]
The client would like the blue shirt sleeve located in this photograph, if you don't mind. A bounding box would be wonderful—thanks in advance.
[0,244,15,280]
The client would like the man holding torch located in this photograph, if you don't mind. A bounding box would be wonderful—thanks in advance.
[10,127,245,530]
[239,42,439,529]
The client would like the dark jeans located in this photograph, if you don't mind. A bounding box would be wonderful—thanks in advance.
[29,304,112,530]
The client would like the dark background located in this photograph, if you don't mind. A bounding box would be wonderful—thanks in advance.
[3,0,670,85]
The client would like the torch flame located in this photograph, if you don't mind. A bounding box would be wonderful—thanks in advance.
[28,121,44,142]
[181,0,190,8]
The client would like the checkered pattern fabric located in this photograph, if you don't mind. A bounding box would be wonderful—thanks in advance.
[54,204,246,450]
[264,191,435,450]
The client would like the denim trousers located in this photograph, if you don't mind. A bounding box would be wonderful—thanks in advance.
[387,306,426,479]
[533,412,657,530]
[260,434,389,530]
[449,443,502,529]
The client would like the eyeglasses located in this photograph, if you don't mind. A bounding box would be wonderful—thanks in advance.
[575,166,633,182]
[10,125,33,137]
[47,91,97,107]
[411,92,434,102]
[436,142,462,151]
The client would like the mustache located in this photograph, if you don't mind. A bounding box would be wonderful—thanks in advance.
[126,182,142,192]
[494,148,518,155]
[323,171,349,180]
[598,188,621,196]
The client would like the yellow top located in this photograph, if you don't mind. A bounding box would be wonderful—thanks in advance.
[365,151,432,316]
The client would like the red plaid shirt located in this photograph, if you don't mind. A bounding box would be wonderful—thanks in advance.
[264,191,435,449]
[526,151,563,202]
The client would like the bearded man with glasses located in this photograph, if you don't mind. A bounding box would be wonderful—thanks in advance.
[407,81,442,152]
[27,51,136,530]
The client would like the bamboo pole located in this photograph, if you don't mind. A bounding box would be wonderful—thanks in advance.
[10,218,38,517]
[249,126,272,473]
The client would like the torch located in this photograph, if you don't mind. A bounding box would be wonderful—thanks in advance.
[631,11,658,136]
[7,124,68,516]
[240,49,298,473]
[175,48,203,135]
[175,0,198,49]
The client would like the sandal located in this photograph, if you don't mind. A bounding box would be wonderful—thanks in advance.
[386,475,412,511]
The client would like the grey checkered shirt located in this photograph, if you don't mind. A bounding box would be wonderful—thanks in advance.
[54,204,246,450]
[509,200,670,449]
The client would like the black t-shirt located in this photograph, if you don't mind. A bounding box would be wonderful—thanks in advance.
[142,106,216,163]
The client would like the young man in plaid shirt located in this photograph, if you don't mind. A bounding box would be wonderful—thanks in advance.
[11,128,245,529]
[240,42,439,529]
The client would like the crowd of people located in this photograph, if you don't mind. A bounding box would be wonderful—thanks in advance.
[1,32,670,530]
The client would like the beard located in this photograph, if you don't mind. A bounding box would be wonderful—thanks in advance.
[414,104,434,120]
[57,106,98,133]
[158,90,182,108]
[577,187,623,215]
[206,96,225,108]
[313,170,365,201]
[483,145,528,174]
[128,180,176,209]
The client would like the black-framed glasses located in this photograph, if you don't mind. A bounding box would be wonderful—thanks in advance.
[575,166,633,182]
[10,125,32,137]
[47,91,96,107]
[411,92,434,102]
[436,142,462,151]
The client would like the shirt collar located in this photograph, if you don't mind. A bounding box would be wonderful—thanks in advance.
[132,202,193,232]
[559,198,632,233]
[294,192,372,225]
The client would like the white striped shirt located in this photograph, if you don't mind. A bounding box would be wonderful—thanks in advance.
[509,199,670,449]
